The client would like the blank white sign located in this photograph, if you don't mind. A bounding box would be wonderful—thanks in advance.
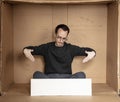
[31,79,92,96]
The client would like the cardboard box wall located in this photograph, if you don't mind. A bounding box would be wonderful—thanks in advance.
[0,0,119,94]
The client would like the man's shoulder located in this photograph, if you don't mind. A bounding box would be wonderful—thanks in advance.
[46,42,55,46]
[41,42,55,48]
[39,41,54,45]
[65,42,78,47]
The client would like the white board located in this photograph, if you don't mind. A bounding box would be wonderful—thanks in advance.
[31,79,92,96]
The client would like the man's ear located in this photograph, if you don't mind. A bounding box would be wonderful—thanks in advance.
[53,33,57,39]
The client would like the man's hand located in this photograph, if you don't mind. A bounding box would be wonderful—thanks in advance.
[23,48,35,62]
[82,51,96,63]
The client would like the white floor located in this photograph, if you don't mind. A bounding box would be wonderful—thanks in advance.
[0,83,120,102]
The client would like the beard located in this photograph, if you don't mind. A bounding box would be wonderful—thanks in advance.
[55,42,64,47]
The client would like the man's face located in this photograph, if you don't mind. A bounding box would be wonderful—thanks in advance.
[55,28,68,47]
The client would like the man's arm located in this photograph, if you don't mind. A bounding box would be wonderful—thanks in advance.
[82,51,96,63]
[23,48,35,62]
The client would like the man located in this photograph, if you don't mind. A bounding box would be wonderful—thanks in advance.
[23,24,96,78]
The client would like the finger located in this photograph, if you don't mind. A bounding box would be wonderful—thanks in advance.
[27,55,35,62]
[82,57,89,63]
[29,56,35,62]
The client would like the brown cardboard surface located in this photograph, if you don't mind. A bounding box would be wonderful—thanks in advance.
[12,4,107,83]
[0,0,119,93]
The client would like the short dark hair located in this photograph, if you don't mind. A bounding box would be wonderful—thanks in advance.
[55,24,70,34]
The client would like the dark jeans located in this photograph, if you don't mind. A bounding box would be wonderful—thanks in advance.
[33,71,86,79]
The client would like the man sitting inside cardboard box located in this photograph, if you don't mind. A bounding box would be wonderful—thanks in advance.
[23,24,96,79]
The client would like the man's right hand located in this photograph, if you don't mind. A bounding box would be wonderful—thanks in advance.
[23,48,35,62]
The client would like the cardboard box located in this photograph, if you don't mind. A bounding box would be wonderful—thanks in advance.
[0,0,120,95]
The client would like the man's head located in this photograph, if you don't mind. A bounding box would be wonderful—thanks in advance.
[55,24,70,35]
[55,24,70,47]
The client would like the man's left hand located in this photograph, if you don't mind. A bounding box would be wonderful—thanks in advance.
[82,51,96,63]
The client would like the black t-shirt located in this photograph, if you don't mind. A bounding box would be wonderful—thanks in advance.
[25,42,95,74]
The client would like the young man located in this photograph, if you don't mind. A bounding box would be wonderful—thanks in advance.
[23,24,96,78]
